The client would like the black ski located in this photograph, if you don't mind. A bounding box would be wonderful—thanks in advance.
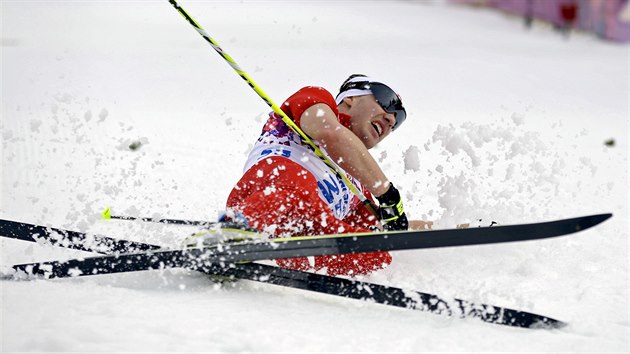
[0,219,159,253]
[212,262,564,328]
[3,216,611,328]
[9,213,611,280]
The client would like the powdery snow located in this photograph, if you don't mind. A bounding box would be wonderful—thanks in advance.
[1,1,628,352]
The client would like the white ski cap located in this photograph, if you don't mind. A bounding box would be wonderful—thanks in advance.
[334,74,407,130]
[335,75,386,105]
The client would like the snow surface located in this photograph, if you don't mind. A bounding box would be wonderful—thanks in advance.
[1,0,628,352]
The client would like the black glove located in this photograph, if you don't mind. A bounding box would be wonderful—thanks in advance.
[376,183,409,231]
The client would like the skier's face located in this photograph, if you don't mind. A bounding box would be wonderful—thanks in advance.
[343,95,397,149]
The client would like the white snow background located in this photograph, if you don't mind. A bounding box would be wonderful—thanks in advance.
[1,0,628,352]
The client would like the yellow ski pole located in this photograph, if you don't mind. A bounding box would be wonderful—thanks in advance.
[167,0,377,214]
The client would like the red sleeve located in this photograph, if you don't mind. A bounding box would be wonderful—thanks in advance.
[280,86,339,128]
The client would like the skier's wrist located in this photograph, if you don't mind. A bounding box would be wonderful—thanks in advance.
[376,183,398,205]
[376,183,408,231]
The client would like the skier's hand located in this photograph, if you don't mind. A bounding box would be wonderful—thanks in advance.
[377,183,409,231]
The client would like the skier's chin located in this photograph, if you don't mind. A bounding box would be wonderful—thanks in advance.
[361,136,377,150]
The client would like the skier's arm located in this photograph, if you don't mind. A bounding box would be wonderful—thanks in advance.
[409,220,434,230]
[408,220,470,230]
[300,103,391,197]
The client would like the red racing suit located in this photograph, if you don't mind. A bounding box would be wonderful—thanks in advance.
[226,86,392,276]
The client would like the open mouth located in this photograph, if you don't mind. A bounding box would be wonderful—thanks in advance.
[372,122,382,137]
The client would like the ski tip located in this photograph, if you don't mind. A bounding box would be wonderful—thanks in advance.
[102,207,112,220]
[528,318,568,330]
[580,213,612,230]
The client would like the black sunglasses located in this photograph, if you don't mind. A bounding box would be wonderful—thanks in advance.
[339,81,407,130]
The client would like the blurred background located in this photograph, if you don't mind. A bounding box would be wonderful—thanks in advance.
[451,0,629,42]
